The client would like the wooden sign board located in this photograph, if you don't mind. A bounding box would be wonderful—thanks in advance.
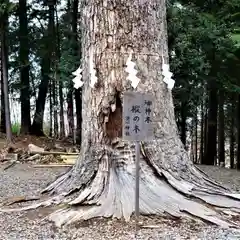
[123,92,154,141]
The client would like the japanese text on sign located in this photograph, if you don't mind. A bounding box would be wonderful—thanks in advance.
[123,92,154,141]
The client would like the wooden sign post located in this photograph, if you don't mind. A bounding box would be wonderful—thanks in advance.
[123,92,154,229]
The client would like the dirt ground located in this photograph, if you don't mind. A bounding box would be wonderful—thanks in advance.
[0,163,240,239]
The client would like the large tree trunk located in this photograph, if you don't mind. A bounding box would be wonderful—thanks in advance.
[4,0,240,229]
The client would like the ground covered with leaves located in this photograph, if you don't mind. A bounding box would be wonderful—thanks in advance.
[0,163,240,240]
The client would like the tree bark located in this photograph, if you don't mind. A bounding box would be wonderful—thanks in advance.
[56,8,65,139]
[49,78,53,137]
[53,72,58,138]
[0,10,12,143]
[0,51,6,133]
[199,99,204,164]
[203,80,218,165]
[67,89,74,138]
[65,0,74,140]
[74,89,81,144]
[179,103,187,147]
[237,93,240,169]
[194,108,198,163]
[58,78,65,139]
[31,3,55,136]
[230,94,235,169]
[218,90,225,166]
[53,7,58,139]
[7,0,240,229]
[19,0,31,134]
[72,0,82,145]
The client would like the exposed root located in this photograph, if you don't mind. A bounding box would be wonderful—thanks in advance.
[0,139,240,229]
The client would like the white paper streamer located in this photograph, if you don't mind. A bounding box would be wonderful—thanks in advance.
[125,51,141,89]
[162,55,175,90]
[72,67,84,89]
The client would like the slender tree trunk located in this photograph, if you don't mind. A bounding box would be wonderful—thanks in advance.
[31,3,55,136]
[58,78,65,138]
[56,9,65,139]
[34,0,240,229]
[230,94,235,169]
[203,80,218,165]
[53,8,58,138]
[72,0,82,145]
[180,103,187,147]
[0,12,12,143]
[49,78,53,137]
[199,99,204,164]
[204,100,208,162]
[194,108,198,163]
[0,59,6,133]
[190,119,195,162]
[53,72,58,138]
[67,90,74,138]
[237,93,240,169]
[66,0,74,139]
[19,0,31,134]
[218,90,225,166]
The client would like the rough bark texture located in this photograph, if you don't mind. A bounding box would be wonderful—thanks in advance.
[3,0,240,229]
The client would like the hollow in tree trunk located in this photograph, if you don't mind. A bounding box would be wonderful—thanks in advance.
[4,0,240,228]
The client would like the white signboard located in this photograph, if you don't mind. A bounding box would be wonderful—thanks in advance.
[123,92,154,141]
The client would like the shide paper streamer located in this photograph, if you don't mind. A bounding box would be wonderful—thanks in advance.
[72,67,83,89]
[162,55,175,90]
[125,51,141,89]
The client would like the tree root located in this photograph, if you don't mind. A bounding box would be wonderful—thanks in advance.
[0,140,240,229]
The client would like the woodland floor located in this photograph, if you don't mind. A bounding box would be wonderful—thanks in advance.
[0,163,240,240]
